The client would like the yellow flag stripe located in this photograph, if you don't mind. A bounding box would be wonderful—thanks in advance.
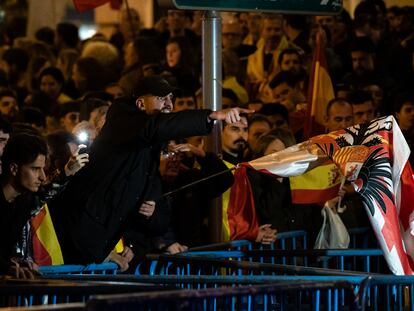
[114,239,124,253]
[314,67,335,126]
[290,164,340,190]
[335,147,353,164]
[36,205,64,265]
[222,160,235,242]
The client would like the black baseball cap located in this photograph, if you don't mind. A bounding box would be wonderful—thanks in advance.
[133,76,176,98]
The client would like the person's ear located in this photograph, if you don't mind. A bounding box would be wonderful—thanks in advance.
[10,163,18,177]
[136,98,145,111]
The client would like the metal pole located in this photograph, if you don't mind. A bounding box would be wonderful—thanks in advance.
[202,11,223,243]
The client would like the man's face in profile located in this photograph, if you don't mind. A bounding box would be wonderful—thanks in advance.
[12,154,46,193]
[138,93,174,115]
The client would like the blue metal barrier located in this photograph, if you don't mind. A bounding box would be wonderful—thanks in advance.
[141,231,309,275]
[0,278,171,308]
[5,263,119,307]
[39,263,119,275]
[2,277,363,311]
[85,280,361,311]
[144,253,368,277]
[9,273,414,311]
[164,248,387,274]
[362,275,414,311]
[187,230,308,253]
[348,227,376,248]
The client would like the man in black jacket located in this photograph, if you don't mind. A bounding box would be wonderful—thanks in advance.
[0,134,47,277]
[49,76,251,264]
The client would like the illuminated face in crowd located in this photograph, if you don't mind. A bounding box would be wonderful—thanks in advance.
[40,74,62,101]
[271,83,298,112]
[325,101,354,132]
[280,53,301,74]
[174,96,196,112]
[0,95,18,118]
[11,154,46,193]
[60,111,80,133]
[261,17,283,47]
[166,42,182,68]
[137,93,174,115]
[222,23,243,50]
[221,116,248,156]
[396,102,414,131]
[351,51,375,75]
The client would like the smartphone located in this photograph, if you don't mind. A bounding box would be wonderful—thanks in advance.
[78,145,89,155]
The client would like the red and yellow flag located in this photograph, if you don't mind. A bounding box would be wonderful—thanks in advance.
[312,116,414,275]
[31,204,64,266]
[289,162,341,205]
[304,31,335,138]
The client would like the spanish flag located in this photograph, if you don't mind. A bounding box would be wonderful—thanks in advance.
[289,162,341,205]
[31,204,64,266]
[304,31,335,138]
[227,142,340,241]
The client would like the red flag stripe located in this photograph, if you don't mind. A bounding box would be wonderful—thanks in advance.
[291,186,340,205]
[228,166,259,241]
[32,234,53,266]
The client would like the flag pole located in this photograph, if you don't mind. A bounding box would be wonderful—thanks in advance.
[124,0,137,40]
[162,167,236,198]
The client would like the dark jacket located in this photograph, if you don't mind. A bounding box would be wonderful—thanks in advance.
[48,100,213,264]
[165,152,234,247]
[0,189,39,274]
[246,168,323,244]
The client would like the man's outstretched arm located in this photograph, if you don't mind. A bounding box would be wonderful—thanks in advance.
[144,107,254,143]
[208,107,254,125]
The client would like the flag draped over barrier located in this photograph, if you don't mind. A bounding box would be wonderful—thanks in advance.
[229,116,414,275]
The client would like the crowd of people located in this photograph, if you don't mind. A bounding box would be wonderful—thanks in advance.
[0,0,414,277]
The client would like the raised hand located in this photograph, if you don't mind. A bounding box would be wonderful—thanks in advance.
[64,144,89,176]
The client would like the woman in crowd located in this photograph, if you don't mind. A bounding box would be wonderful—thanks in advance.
[163,36,199,91]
